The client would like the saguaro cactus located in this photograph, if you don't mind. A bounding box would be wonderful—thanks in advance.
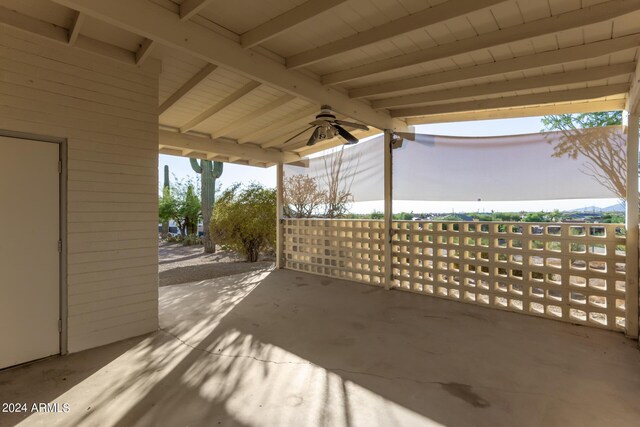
[161,165,170,238]
[190,158,223,253]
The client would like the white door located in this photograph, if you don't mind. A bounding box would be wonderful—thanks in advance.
[0,136,60,369]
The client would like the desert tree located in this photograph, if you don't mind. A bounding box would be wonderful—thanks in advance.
[182,183,201,235]
[158,184,176,234]
[542,112,628,200]
[283,174,325,218]
[321,145,358,218]
[283,145,360,219]
[162,176,201,236]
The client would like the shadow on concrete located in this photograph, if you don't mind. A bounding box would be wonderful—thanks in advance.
[0,336,145,426]
[2,269,640,426]
[159,262,273,287]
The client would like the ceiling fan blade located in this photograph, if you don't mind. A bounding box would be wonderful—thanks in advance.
[306,127,322,146]
[335,119,369,131]
[282,126,314,145]
[334,124,359,145]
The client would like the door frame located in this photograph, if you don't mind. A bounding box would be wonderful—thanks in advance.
[0,129,68,356]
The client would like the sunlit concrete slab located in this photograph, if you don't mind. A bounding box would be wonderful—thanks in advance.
[1,268,639,426]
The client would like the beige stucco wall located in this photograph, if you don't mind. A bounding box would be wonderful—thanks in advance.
[0,26,160,352]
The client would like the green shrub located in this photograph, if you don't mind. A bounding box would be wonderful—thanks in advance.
[211,183,276,262]
[181,234,202,246]
[166,234,182,243]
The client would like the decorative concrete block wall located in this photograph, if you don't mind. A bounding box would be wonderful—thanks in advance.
[284,219,626,332]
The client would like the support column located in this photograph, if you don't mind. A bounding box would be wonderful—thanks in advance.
[384,130,393,290]
[625,111,639,339]
[276,162,284,269]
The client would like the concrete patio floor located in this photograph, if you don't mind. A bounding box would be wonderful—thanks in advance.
[1,269,640,427]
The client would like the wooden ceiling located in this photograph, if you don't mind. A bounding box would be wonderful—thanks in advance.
[1,0,640,166]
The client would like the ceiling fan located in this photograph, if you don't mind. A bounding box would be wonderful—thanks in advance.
[282,105,369,146]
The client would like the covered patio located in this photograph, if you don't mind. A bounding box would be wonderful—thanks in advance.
[2,268,640,426]
[2,0,640,425]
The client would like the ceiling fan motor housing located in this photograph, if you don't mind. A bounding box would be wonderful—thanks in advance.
[316,105,336,121]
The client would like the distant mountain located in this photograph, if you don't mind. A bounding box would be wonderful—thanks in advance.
[601,202,625,212]
[568,202,624,213]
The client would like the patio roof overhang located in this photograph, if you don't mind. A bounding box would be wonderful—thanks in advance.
[1,0,640,165]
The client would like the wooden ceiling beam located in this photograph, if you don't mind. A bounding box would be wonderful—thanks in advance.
[374,63,636,109]
[135,38,154,65]
[241,0,347,49]
[261,124,314,149]
[212,94,296,140]
[287,0,506,69]
[405,100,626,125]
[179,81,261,133]
[322,0,640,85]
[68,11,84,45]
[159,63,218,114]
[0,6,141,66]
[160,129,303,164]
[237,105,318,143]
[350,34,640,99]
[50,0,408,132]
[391,84,630,118]
[180,0,214,21]
[626,55,640,113]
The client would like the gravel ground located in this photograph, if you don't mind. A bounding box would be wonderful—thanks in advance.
[159,241,274,286]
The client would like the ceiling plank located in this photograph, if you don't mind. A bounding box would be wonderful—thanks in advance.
[180,0,214,21]
[237,105,318,143]
[374,63,636,109]
[68,11,84,45]
[50,0,408,132]
[350,34,640,99]
[241,0,347,49]
[160,129,303,164]
[406,100,626,125]
[322,0,640,85]
[179,81,261,133]
[211,94,296,140]
[626,55,640,113]
[135,38,154,65]
[391,84,630,118]
[287,0,506,69]
[0,6,137,65]
[159,63,218,114]
[261,124,313,149]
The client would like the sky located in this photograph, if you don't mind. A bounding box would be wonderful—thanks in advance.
[159,116,620,213]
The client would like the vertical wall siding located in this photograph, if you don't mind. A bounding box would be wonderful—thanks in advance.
[0,27,160,352]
